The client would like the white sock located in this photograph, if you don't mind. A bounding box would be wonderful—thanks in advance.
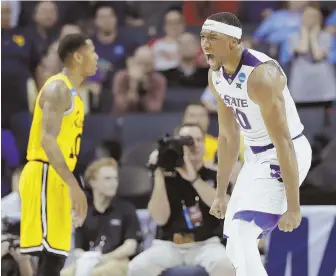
[226,220,268,276]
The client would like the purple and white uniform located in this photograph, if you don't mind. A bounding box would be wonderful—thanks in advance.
[212,48,312,238]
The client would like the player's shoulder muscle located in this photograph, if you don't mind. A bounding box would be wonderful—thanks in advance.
[39,79,71,112]
[247,60,286,106]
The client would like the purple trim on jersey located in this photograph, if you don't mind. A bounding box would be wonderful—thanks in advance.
[242,50,263,67]
[233,210,281,238]
[222,48,249,85]
[250,133,303,154]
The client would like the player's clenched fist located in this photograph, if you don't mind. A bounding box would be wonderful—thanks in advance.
[209,196,228,219]
[278,209,302,232]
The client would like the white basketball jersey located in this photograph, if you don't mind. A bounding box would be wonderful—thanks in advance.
[212,48,304,147]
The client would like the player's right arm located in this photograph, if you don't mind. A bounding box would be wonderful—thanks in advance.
[40,80,87,226]
[208,70,240,198]
[40,80,78,187]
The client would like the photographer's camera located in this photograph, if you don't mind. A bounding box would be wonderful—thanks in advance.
[149,134,194,171]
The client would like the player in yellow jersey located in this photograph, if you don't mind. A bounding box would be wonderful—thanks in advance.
[19,34,98,275]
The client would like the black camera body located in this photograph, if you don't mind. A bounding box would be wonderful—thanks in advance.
[156,134,194,171]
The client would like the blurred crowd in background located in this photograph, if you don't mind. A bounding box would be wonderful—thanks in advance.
[1,1,336,276]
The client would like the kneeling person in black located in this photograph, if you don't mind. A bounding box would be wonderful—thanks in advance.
[128,123,234,276]
[61,158,141,276]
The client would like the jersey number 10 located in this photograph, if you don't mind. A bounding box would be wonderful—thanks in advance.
[70,134,81,159]
[231,108,252,130]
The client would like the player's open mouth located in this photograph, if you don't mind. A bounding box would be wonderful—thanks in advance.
[205,54,215,66]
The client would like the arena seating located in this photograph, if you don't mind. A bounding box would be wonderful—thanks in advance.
[297,106,326,143]
[120,141,157,167]
[118,165,153,209]
[120,112,183,148]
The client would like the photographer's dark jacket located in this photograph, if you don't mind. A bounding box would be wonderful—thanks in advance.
[156,166,224,242]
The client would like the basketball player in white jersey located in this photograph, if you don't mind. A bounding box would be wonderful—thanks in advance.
[202,12,312,276]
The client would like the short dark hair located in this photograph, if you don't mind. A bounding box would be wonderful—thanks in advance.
[207,12,242,29]
[175,122,205,137]
[57,34,89,63]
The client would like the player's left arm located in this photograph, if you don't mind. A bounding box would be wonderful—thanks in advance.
[247,61,300,213]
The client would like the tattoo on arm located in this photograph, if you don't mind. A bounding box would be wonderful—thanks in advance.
[41,81,77,187]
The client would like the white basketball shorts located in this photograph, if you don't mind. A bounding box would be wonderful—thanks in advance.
[224,134,312,238]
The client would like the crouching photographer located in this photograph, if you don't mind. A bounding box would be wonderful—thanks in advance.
[128,123,234,276]
[1,234,34,276]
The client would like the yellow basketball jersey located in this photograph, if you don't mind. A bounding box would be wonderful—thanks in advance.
[204,134,218,162]
[26,74,84,172]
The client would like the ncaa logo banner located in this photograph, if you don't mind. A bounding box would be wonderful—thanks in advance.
[265,206,336,276]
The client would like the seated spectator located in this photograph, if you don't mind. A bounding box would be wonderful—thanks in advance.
[61,158,140,276]
[112,46,166,115]
[182,103,217,165]
[325,10,336,64]
[183,1,239,26]
[1,129,20,197]
[128,123,234,276]
[94,1,134,27]
[89,5,138,97]
[253,1,307,65]
[150,9,185,72]
[2,166,34,276]
[6,0,20,28]
[127,2,182,30]
[288,4,336,104]
[1,129,20,171]
[1,2,40,127]
[163,32,208,87]
[2,167,22,234]
[30,1,59,57]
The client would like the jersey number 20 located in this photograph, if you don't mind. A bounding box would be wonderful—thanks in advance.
[231,108,251,130]
[70,134,81,159]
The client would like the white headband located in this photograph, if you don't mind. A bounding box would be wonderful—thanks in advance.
[202,19,242,39]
